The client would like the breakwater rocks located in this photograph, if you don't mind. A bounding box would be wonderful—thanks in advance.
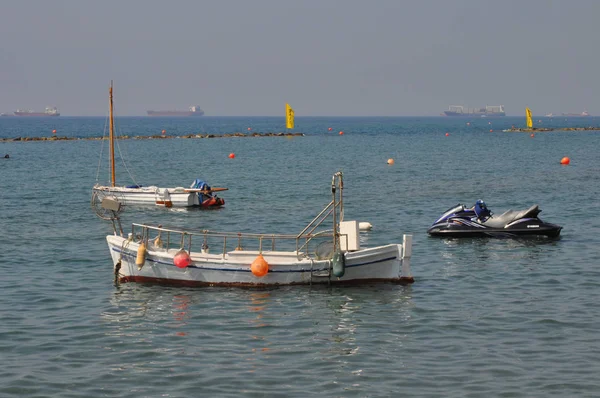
[0,132,305,143]
[502,127,600,133]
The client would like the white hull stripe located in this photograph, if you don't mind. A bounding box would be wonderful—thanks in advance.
[112,247,396,273]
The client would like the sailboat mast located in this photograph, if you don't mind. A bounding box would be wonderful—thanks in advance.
[109,81,116,187]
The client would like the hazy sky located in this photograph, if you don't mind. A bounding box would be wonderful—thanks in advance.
[1,0,598,116]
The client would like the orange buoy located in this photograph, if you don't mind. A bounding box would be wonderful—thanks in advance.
[247,127,252,131]
[328,127,332,131]
[490,129,493,132]
[387,158,394,165]
[530,133,535,138]
[173,250,192,268]
[560,157,570,165]
[339,131,344,135]
[445,132,449,137]
[251,254,269,277]
[228,153,235,159]
[52,129,56,134]
[161,129,166,134]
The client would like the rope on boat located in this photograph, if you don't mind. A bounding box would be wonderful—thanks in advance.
[114,237,132,285]
[94,114,110,184]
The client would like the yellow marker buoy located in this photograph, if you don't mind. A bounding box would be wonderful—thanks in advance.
[387,158,394,165]
[136,242,146,269]
[251,254,269,277]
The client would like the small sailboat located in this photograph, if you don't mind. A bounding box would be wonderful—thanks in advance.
[92,82,227,208]
[102,172,414,287]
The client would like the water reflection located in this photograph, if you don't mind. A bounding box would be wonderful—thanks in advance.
[438,236,563,268]
[324,286,414,356]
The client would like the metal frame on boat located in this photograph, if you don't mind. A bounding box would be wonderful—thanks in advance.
[103,172,414,287]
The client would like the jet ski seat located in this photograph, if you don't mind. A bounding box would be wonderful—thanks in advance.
[483,205,541,228]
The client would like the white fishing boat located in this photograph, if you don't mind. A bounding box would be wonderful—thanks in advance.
[102,172,414,287]
[91,81,226,208]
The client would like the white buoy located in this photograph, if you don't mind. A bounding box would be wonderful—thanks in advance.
[359,222,373,231]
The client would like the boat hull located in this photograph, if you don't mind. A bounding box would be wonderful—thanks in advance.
[107,235,414,287]
[443,111,506,117]
[13,112,60,117]
[427,222,562,238]
[93,185,223,208]
[147,111,204,116]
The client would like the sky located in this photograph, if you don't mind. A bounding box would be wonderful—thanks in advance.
[1,0,599,116]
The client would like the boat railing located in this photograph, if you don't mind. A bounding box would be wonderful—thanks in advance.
[130,223,344,260]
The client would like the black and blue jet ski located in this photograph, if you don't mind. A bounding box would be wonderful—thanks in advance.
[427,200,562,238]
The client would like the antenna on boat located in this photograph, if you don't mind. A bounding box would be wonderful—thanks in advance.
[109,80,116,187]
[331,171,343,251]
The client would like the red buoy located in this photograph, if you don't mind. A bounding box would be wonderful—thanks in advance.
[52,129,56,134]
[339,131,344,135]
[161,129,166,135]
[173,250,191,268]
[328,127,332,131]
[228,153,236,159]
[445,133,449,137]
[560,157,570,165]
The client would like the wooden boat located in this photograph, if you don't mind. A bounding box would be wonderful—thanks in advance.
[91,81,226,208]
[102,172,414,287]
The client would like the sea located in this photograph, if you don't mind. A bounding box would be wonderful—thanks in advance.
[1,115,600,397]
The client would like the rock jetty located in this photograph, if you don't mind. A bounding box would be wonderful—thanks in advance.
[0,131,305,143]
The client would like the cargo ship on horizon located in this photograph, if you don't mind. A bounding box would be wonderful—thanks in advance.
[443,105,506,117]
[10,107,60,117]
[147,105,204,117]
[561,111,590,117]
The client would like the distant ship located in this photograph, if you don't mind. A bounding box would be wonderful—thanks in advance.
[443,105,506,117]
[147,105,204,117]
[561,111,590,117]
[13,107,60,117]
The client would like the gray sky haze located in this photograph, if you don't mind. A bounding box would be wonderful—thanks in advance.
[1,0,598,116]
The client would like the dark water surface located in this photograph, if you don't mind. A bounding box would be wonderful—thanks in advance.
[1,116,599,397]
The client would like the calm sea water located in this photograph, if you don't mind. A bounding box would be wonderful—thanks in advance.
[1,116,600,397]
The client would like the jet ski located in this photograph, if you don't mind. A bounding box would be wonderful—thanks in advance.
[427,200,562,238]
